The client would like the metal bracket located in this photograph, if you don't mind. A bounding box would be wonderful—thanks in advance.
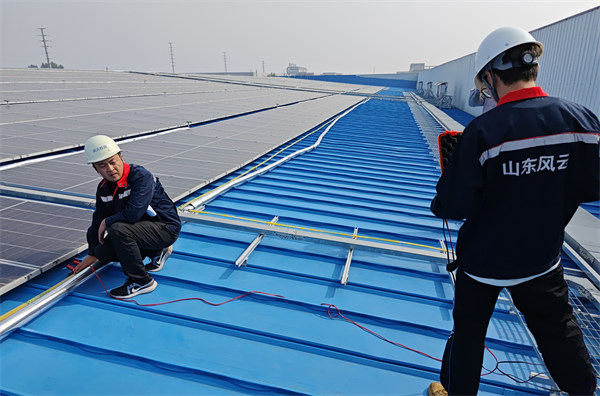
[235,216,279,267]
[439,239,446,254]
[0,184,95,208]
[341,228,359,285]
[178,210,447,261]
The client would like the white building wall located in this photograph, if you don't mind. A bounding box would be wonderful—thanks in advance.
[532,8,600,115]
[417,54,480,117]
[417,6,599,118]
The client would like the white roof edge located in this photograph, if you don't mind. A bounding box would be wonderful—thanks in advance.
[565,207,600,287]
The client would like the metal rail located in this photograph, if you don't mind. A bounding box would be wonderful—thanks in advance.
[0,184,96,208]
[0,261,107,340]
[235,216,279,267]
[341,228,359,285]
[179,211,447,261]
[408,92,464,132]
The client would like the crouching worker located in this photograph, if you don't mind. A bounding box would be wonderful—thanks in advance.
[73,135,182,298]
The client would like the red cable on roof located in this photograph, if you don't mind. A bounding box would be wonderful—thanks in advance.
[67,263,285,307]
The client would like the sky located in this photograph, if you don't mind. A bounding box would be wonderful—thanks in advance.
[1,0,598,75]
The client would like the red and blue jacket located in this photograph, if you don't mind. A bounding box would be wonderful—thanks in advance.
[88,163,181,253]
[431,87,600,279]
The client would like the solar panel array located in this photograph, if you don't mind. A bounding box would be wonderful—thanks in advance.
[0,68,379,295]
[0,68,379,163]
[1,94,364,200]
[180,72,382,94]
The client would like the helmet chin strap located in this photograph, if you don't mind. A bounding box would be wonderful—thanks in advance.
[482,69,500,102]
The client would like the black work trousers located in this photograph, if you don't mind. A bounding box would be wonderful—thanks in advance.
[89,221,178,281]
[440,266,596,395]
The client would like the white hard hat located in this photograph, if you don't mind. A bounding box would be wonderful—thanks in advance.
[474,26,543,90]
[84,135,121,164]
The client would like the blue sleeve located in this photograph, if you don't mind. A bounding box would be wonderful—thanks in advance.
[105,169,154,227]
[430,127,484,220]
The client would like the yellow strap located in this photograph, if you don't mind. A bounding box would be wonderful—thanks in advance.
[0,274,72,323]
[190,209,447,253]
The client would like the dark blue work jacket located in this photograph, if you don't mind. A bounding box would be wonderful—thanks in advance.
[431,87,600,279]
[88,163,181,253]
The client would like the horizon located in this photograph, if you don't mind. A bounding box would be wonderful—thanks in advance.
[1,1,598,75]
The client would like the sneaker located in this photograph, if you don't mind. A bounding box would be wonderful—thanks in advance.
[427,382,448,396]
[145,245,173,272]
[109,277,157,298]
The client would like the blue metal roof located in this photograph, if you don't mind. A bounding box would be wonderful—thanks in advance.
[1,87,599,395]
[582,201,600,219]
[290,74,417,89]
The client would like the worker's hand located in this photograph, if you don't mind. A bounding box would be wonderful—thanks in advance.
[73,255,97,273]
[98,219,107,244]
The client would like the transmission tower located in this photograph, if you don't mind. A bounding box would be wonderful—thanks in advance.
[223,52,227,73]
[38,28,51,66]
[169,42,175,73]
[262,60,265,74]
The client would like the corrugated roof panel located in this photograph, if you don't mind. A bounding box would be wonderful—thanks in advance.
[0,230,545,395]
[201,98,452,249]
[174,89,598,393]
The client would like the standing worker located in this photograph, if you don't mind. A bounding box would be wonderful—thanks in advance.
[73,135,182,299]
[428,26,599,395]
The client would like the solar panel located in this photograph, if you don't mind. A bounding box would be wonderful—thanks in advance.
[0,196,91,294]
[0,260,40,295]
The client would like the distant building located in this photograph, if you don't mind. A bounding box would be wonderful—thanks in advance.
[409,63,426,72]
[286,63,310,76]
[201,71,254,77]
